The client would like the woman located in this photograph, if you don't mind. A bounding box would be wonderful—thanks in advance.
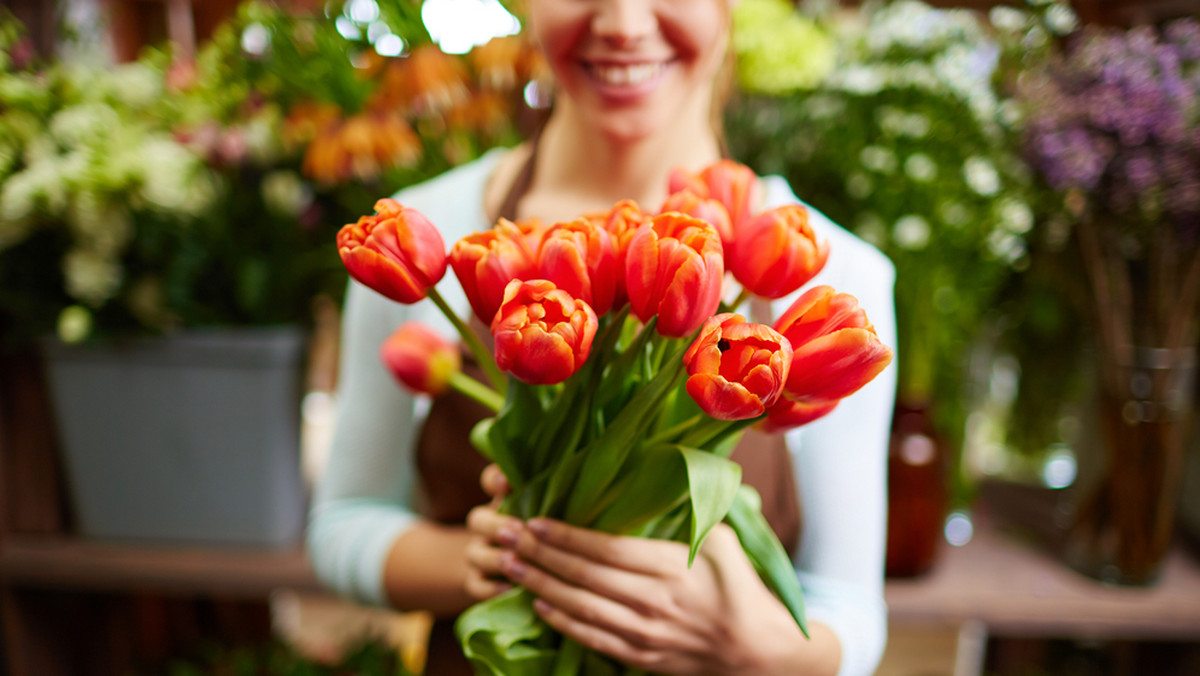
[307,2,897,674]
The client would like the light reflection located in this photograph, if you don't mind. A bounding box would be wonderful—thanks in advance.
[335,15,361,40]
[422,0,521,55]
[375,34,407,57]
[241,22,270,55]
[367,20,392,43]
[346,0,381,25]
[944,510,974,547]
[524,80,552,109]
[1042,446,1077,489]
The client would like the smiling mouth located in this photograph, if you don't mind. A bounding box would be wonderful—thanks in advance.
[583,61,669,87]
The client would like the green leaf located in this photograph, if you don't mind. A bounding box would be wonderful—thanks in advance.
[680,447,741,567]
[588,444,688,533]
[726,486,809,638]
[455,588,557,676]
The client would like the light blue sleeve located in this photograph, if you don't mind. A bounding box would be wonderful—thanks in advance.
[764,177,898,676]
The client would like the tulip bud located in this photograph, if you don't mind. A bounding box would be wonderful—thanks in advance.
[380,322,462,396]
[683,313,793,421]
[491,279,599,385]
[669,161,760,230]
[450,222,537,324]
[337,199,447,304]
[772,285,893,403]
[537,218,620,316]
[626,213,724,338]
[729,204,830,299]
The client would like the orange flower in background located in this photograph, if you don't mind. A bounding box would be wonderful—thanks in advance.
[683,313,793,421]
[381,322,461,396]
[669,160,760,230]
[337,199,447,304]
[374,44,470,116]
[660,189,733,257]
[446,90,513,137]
[625,212,724,338]
[450,223,538,325]
[772,285,893,403]
[301,112,421,184]
[537,219,620,316]
[491,280,599,385]
[283,100,342,146]
[729,204,830,299]
[469,35,523,90]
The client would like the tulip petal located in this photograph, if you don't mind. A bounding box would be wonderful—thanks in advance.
[686,374,766,421]
[760,398,840,432]
[786,328,894,402]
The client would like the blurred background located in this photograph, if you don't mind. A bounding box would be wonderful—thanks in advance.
[1,0,1200,674]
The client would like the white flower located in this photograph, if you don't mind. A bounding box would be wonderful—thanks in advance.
[846,172,873,199]
[49,103,119,147]
[860,145,898,174]
[838,66,885,95]
[1044,4,1079,35]
[110,62,162,109]
[988,6,1027,34]
[987,229,1026,264]
[964,156,1001,196]
[996,197,1034,234]
[905,153,938,182]
[939,201,971,228]
[63,247,123,307]
[262,170,313,217]
[855,212,887,248]
[894,214,931,250]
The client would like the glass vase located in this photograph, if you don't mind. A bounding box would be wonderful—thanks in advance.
[1062,345,1196,586]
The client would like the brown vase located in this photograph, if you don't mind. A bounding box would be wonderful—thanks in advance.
[886,401,947,578]
[1062,345,1196,586]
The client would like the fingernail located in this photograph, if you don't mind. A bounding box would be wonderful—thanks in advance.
[533,598,553,615]
[502,552,527,580]
[496,525,519,548]
[527,519,549,538]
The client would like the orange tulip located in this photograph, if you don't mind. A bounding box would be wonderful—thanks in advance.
[595,199,647,308]
[683,313,793,421]
[625,213,724,338]
[772,285,893,403]
[668,160,760,229]
[729,204,830,299]
[537,218,619,316]
[380,322,461,396]
[660,189,733,258]
[491,280,599,385]
[450,222,538,325]
[337,199,447,304]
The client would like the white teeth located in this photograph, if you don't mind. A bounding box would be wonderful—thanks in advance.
[590,62,664,86]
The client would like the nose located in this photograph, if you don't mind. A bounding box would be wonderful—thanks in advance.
[592,0,656,47]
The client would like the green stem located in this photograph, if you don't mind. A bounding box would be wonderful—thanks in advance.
[427,287,507,394]
[551,636,584,676]
[646,414,704,447]
[447,371,503,412]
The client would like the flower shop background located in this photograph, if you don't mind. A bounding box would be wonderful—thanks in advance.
[2,0,1200,675]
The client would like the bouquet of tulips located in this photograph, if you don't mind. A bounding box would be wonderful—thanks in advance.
[336,160,893,675]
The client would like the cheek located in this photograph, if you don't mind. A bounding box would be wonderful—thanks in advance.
[527,3,589,79]
[660,1,729,71]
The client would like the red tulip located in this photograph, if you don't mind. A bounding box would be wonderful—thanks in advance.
[760,398,840,432]
[625,213,724,338]
[491,279,599,385]
[772,285,893,403]
[683,313,792,421]
[660,189,734,258]
[729,204,830,299]
[498,216,548,260]
[380,322,461,396]
[337,199,447,304]
[537,218,619,316]
[449,222,537,324]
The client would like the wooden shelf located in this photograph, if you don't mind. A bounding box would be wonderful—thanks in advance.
[885,516,1200,641]
[0,535,321,599]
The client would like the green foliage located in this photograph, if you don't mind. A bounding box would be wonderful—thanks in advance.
[165,637,415,676]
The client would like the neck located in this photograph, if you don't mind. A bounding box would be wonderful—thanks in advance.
[521,101,723,222]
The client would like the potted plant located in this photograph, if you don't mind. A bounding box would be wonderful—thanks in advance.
[0,1,537,546]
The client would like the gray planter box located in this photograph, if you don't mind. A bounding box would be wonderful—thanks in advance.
[42,326,308,547]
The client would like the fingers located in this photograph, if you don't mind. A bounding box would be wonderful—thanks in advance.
[479,463,510,502]
[532,597,669,673]
[465,503,523,543]
[522,518,688,576]
[464,537,511,600]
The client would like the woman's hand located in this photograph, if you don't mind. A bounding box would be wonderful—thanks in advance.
[463,464,519,601]
[497,518,816,676]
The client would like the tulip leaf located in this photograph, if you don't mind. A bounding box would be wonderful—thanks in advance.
[679,447,741,567]
[588,444,688,533]
[486,380,547,488]
[726,485,809,638]
[470,418,495,460]
[456,588,557,676]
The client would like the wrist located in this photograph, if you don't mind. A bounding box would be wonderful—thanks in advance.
[733,604,840,676]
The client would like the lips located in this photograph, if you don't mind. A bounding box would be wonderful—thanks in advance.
[583,61,668,86]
